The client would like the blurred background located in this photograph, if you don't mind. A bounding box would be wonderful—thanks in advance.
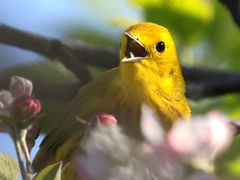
[0,0,240,179]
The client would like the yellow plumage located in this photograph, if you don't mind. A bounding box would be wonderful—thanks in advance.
[33,22,191,172]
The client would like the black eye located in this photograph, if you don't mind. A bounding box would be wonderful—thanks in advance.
[156,41,165,52]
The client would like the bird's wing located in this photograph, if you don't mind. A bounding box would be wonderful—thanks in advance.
[33,68,122,171]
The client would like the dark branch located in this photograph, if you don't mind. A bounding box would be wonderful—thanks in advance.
[182,66,239,82]
[184,67,240,100]
[186,76,240,100]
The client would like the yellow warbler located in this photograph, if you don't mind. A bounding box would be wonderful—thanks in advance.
[33,22,191,172]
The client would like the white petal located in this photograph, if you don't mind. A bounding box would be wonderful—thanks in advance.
[206,112,232,154]
[168,111,232,159]
[10,76,33,98]
[81,125,130,179]
[140,104,165,145]
[0,90,13,110]
[0,102,4,109]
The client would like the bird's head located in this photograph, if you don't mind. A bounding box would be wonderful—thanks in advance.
[120,22,180,78]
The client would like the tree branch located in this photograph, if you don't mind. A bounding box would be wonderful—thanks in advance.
[186,75,240,100]
[1,24,240,101]
[182,66,239,82]
[183,67,240,100]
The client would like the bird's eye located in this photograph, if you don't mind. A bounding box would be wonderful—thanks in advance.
[156,41,165,52]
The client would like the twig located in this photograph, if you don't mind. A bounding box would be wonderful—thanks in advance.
[19,129,33,177]
[10,129,29,180]
[14,140,28,180]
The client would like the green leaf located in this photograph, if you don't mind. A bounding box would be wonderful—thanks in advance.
[35,161,62,180]
[0,153,20,180]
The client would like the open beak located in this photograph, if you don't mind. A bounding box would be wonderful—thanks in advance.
[122,32,148,63]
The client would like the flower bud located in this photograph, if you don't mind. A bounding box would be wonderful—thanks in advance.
[11,95,41,120]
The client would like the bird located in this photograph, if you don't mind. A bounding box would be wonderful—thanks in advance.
[33,22,191,172]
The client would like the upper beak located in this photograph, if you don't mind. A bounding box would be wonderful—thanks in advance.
[122,32,148,63]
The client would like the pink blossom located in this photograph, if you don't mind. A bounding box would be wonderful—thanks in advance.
[0,76,41,121]
[74,106,232,179]
[139,106,232,175]
[167,111,232,159]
